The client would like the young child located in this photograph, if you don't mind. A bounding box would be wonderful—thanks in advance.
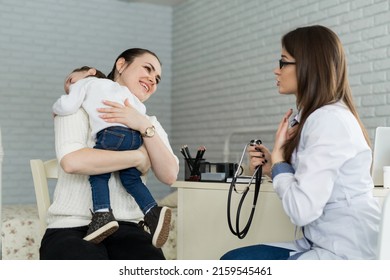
[53,66,171,248]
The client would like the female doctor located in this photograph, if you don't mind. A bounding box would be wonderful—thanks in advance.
[221,25,381,260]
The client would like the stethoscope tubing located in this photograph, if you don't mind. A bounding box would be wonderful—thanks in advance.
[227,140,262,239]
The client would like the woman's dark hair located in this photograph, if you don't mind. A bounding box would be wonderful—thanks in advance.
[281,25,370,162]
[71,66,106,79]
[107,48,161,81]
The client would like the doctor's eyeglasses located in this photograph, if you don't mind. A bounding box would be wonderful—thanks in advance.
[279,59,296,69]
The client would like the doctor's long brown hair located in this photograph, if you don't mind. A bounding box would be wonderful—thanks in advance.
[282,25,371,163]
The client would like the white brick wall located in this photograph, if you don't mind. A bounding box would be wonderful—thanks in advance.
[2,0,390,204]
[0,0,173,204]
[172,0,390,178]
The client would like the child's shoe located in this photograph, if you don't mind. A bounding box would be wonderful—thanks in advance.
[140,206,171,248]
[84,209,119,244]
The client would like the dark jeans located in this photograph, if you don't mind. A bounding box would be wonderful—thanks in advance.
[220,244,295,260]
[40,221,165,260]
[89,126,157,214]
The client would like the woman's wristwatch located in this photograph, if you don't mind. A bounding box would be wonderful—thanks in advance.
[141,126,155,138]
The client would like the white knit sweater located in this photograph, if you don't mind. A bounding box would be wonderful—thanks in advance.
[47,108,178,228]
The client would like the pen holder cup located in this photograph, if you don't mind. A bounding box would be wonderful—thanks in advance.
[184,159,208,181]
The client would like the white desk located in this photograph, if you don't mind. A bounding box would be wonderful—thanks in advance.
[172,180,390,260]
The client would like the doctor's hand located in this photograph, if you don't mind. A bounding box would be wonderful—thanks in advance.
[247,143,272,177]
[272,109,293,164]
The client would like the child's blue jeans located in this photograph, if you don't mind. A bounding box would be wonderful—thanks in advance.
[89,126,157,214]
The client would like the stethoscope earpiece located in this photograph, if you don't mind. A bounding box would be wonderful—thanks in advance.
[250,139,262,146]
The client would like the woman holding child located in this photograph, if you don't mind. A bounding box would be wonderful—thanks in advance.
[40,48,178,260]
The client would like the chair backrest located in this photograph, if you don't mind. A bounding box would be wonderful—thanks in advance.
[30,159,58,234]
[378,192,390,259]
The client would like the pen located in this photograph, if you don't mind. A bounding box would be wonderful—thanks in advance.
[200,145,206,159]
[192,146,206,176]
[181,145,194,174]
[180,147,189,160]
[184,145,192,160]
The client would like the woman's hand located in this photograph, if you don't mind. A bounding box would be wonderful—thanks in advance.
[272,109,293,164]
[97,99,151,132]
[247,143,272,177]
[137,145,151,175]
[98,99,178,185]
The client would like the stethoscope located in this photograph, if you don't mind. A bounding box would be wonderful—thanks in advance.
[227,139,263,239]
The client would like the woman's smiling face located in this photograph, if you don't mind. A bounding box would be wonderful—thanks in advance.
[115,53,162,103]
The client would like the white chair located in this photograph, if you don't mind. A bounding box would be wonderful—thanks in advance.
[377,192,390,259]
[30,159,58,234]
